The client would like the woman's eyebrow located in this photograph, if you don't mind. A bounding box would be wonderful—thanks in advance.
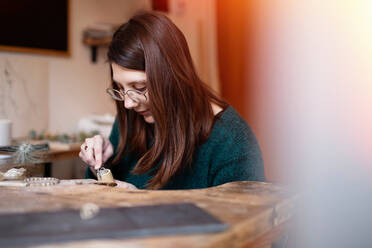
[113,80,146,89]
[127,80,146,85]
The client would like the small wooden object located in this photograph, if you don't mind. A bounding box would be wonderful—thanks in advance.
[82,37,111,63]
[96,168,117,187]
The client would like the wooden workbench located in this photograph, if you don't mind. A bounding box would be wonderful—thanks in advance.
[0,180,295,247]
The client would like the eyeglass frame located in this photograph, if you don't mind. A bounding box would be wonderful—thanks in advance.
[106,87,148,103]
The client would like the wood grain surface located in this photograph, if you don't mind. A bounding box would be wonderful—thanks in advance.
[0,180,296,248]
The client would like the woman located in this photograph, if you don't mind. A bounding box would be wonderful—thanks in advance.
[79,11,265,190]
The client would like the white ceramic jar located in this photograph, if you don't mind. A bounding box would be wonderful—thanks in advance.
[0,119,12,147]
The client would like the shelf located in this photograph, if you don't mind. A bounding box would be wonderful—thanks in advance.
[82,36,112,63]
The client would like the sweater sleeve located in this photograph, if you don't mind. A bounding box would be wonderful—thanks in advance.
[211,153,265,186]
[209,111,265,186]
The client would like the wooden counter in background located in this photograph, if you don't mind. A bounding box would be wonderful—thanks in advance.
[0,180,296,248]
[43,147,80,162]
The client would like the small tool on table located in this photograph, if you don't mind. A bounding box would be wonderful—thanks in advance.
[96,167,117,186]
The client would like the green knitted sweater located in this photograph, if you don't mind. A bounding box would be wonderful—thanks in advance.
[87,106,265,189]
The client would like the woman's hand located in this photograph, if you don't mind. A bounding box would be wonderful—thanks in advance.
[115,180,138,190]
[79,135,114,170]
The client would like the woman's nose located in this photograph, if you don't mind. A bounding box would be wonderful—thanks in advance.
[124,97,139,109]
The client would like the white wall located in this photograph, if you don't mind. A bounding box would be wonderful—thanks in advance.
[0,55,49,137]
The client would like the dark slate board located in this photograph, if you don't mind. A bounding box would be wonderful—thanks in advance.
[0,203,228,247]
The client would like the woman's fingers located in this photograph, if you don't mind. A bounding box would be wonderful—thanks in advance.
[84,138,96,166]
[79,135,114,170]
[79,142,92,165]
[92,135,103,170]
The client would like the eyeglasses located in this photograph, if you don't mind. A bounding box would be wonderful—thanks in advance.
[106,88,148,103]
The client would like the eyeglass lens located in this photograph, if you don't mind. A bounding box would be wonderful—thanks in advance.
[126,90,146,102]
[107,89,146,102]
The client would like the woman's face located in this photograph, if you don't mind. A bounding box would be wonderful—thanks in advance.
[111,63,154,123]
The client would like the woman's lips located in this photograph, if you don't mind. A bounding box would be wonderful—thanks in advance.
[138,110,150,116]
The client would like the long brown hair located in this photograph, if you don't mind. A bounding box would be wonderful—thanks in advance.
[107,11,225,189]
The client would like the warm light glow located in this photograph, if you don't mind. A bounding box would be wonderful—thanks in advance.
[247,0,372,246]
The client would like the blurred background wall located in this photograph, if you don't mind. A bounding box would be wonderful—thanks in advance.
[217,0,372,184]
